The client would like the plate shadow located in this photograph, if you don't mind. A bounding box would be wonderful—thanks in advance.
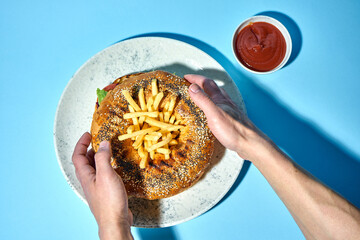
[136,226,178,240]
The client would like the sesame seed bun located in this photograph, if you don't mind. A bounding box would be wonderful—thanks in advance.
[91,71,214,200]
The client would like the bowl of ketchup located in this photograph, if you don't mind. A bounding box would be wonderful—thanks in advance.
[232,15,292,74]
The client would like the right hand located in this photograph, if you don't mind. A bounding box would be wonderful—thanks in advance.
[186,75,360,240]
[185,74,265,160]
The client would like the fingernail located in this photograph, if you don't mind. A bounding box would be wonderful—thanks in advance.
[99,141,110,150]
[189,83,201,93]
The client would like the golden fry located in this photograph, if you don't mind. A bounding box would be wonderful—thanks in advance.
[122,90,141,112]
[132,133,145,148]
[129,106,140,131]
[139,157,148,169]
[145,117,183,130]
[153,92,164,110]
[152,79,158,96]
[149,132,162,137]
[168,125,184,131]
[163,101,169,112]
[164,112,171,122]
[118,127,159,141]
[138,145,146,158]
[147,133,172,152]
[156,148,171,154]
[169,115,176,124]
[127,125,134,134]
[169,139,178,145]
[159,112,164,122]
[168,96,176,112]
[144,134,161,141]
[139,116,145,126]
[138,88,147,111]
[123,111,159,119]
[146,96,154,111]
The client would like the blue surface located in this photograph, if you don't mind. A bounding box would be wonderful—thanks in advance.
[1,0,360,239]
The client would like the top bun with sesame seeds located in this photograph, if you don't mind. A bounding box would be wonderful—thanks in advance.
[90,70,214,200]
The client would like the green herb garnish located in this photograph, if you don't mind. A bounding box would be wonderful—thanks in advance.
[96,88,108,105]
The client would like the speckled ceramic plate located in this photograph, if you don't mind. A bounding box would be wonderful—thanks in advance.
[54,37,245,228]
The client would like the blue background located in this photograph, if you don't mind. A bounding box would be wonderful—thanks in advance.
[1,0,360,239]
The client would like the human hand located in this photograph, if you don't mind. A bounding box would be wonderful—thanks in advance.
[187,75,360,240]
[185,74,267,161]
[72,133,133,240]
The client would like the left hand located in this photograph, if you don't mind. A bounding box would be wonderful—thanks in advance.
[72,132,133,238]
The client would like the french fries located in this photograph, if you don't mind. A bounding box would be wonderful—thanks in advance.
[122,90,141,112]
[118,80,184,169]
[147,133,172,152]
[138,88,147,111]
[144,134,161,141]
[152,79,158,96]
[123,111,159,119]
[118,127,160,141]
[168,97,176,113]
[156,148,171,155]
[169,115,176,124]
[146,97,154,112]
[153,92,164,110]
[144,117,183,130]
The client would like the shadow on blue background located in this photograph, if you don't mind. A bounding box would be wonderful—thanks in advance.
[256,11,302,67]
[121,23,360,238]
[137,226,178,240]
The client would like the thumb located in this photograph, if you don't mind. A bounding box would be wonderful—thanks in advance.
[95,141,114,175]
[188,83,223,118]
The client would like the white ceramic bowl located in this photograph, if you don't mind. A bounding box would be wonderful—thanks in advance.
[232,15,292,74]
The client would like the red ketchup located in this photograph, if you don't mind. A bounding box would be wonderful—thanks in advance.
[235,21,286,72]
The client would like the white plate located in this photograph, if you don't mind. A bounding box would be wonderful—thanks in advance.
[54,37,245,227]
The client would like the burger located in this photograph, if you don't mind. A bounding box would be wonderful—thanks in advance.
[91,70,214,200]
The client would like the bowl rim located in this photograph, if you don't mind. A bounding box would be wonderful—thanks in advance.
[232,15,292,74]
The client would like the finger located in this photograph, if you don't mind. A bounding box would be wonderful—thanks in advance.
[128,209,134,226]
[72,132,96,184]
[188,83,224,119]
[86,148,95,168]
[184,74,207,88]
[72,132,92,161]
[184,74,226,103]
[94,141,114,176]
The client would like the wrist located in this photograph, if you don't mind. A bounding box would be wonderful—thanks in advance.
[234,122,276,164]
[98,220,132,240]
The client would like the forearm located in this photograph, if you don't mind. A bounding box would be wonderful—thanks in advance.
[99,222,133,240]
[242,130,360,240]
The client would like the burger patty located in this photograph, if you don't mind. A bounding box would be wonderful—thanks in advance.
[91,70,214,200]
